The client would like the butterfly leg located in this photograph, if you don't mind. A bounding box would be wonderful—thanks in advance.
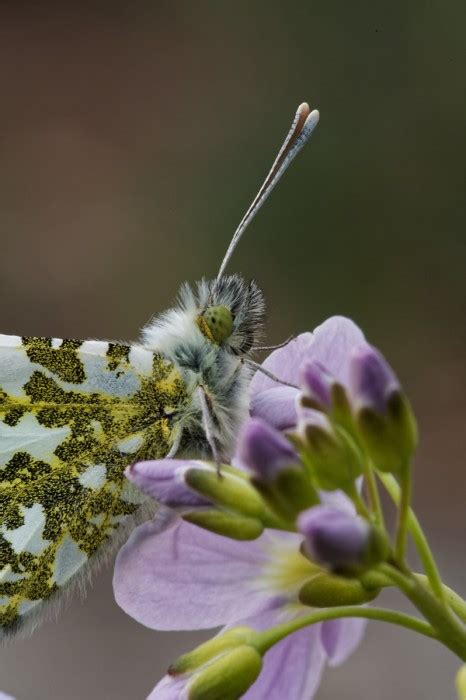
[196,385,222,475]
[244,358,299,389]
[251,335,294,353]
[165,429,182,458]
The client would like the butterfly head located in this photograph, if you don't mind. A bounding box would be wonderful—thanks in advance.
[196,275,265,355]
[200,305,233,344]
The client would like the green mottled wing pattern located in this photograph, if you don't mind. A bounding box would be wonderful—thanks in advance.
[0,335,186,635]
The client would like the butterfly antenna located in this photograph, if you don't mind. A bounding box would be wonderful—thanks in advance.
[216,102,320,282]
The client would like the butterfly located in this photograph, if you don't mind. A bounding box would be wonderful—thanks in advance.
[0,103,319,638]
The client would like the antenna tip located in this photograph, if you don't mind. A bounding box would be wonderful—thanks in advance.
[297,104,320,131]
[298,101,311,115]
[307,108,320,125]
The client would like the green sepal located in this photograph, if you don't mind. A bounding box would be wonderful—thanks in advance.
[299,572,380,608]
[188,645,262,700]
[357,390,417,475]
[184,468,276,525]
[329,383,354,428]
[169,627,254,675]
[251,466,319,523]
[275,466,320,510]
[182,509,264,540]
[361,525,390,571]
[299,423,364,491]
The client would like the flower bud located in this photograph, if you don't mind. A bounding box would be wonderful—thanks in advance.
[169,627,255,675]
[300,360,353,429]
[297,505,389,574]
[125,459,210,507]
[301,360,334,409]
[350,345,417,474]
[299,571,379,607]
[188,645,262,700]
[184,467,274,525]
[238,418,299,479]
[297,409,363,491]
[182,509,264,541]
[238,418,318,520]
[350,344,400,413]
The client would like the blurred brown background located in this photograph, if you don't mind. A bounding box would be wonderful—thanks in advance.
[0,2,465,699]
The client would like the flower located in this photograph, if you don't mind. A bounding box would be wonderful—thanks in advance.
[114,517,365,699]
[114,316,374,699]
[250,316,365,429]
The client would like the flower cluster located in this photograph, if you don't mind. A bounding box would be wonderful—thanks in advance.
[112,316,465,700]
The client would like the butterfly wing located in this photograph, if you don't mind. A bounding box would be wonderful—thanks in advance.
[0,335,186,636]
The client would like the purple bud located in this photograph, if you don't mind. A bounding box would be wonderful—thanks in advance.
[237,418,298,480]
[126,460,210,507]
[349,344,400,413]
[300,360,335,408]
[297,505,370,571]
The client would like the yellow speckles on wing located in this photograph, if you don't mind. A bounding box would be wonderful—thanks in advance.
[0,335,188,633]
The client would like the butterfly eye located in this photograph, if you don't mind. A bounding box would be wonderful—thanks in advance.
[202,305,233,343]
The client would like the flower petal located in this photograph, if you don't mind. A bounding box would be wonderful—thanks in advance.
[251,318,365,397]
[250,333,313,394]
[250,386,299,429]
[126,459,210,507]
[306,316,366,384]
[147,675,188,700]
[321,617,367,666]
[113,518,281,631]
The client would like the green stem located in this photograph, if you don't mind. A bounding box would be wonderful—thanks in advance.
[415,575,466,625]
[379,472,445,602]
[360,570,466,628]
[346,482,371,519]
[251,606,437,656]
[379,564,466,662]
[364,461,385,529]
[394,467,412,564]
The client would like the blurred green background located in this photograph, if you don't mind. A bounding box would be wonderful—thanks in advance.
[0,2,465,699]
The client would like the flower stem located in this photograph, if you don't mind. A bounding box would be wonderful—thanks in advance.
[379,564,466,662]
[379,472,445,602]
[360,570,466,626]
[414,575,466,625]
[251,606,437,656]
[364,461,385,529]
[394,466,412,564]
[345,482,371,520]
